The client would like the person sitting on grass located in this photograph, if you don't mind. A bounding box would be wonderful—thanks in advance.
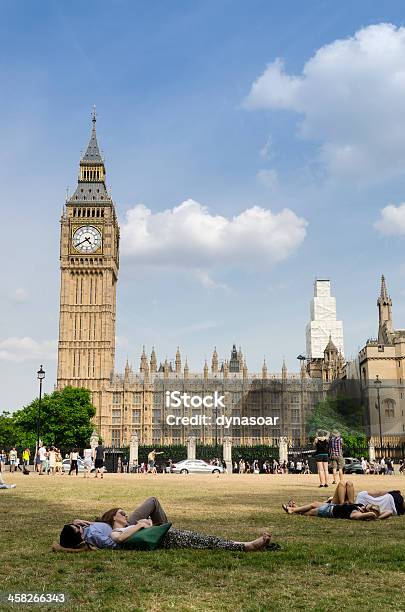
[57,496,273,553]
[282,481,383,520]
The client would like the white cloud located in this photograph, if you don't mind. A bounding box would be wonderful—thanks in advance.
[121,199,306,270]
[245,23,405,182]
[0,337,56,363]
[194,270,230,291]
[375,203,405,235]
[257,168,278,188]
[260,136,274,160]
[10,288,29,303]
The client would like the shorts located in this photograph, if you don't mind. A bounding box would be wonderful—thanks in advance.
[94,459,104,469]
[315,454,329,463]
[317,503,334,518]
[331,455,345,470]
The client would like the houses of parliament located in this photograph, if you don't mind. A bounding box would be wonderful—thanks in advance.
[56,116,346,447]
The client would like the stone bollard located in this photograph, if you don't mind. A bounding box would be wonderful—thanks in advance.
[368,441,375,462]
[129,433,139,471]
[187,436,196,460]
[223,436,232,474]
[279,436,288,465]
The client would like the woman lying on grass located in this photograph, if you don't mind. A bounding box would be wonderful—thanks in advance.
[282,482,383,520]
[57,496,274,552]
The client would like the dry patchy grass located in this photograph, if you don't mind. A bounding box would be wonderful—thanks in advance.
[0,472,404,611]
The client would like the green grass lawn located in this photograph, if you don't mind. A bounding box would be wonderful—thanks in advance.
[1,472,405,612]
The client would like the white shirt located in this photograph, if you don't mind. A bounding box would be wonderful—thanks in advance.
[84,449,92,459]
[355,491,397,515]
[39,446,47,460]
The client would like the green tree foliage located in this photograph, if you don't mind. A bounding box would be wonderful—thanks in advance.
[306,396,367,450]
[14,387,96,448]
[0,411,32,447]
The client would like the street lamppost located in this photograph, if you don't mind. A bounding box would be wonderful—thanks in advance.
[36,365,45,454]
[297,355,306,446]
[374,375,383,455]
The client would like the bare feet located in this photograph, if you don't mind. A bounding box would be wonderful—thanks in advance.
[244,532,271,552]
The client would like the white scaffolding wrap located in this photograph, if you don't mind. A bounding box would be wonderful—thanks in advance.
[306,279,344,358]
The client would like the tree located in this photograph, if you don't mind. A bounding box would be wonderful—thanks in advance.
[306,396,367,450]
[14,387,96,448]
[0,411,31,447]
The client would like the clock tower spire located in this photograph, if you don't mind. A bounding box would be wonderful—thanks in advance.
[57,112,120,437]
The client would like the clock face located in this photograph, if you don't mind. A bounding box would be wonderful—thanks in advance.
[72,225,102,253]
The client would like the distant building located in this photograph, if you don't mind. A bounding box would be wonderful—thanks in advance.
[56,116,329,446]
[306,279,344,359]
[359,276,405,438]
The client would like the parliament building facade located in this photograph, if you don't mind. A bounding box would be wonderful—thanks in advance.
[57,117,336,447]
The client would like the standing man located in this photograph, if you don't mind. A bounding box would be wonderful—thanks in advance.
[38,444,47,475]
[9,448,17,473]
[93,440,105,479]
[329,429,344,484]
[147,449,164,474]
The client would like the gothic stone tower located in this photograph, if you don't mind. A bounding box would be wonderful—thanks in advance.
[57,112,119,436]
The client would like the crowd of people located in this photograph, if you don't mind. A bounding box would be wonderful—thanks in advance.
[0,440,107,481]
[233,458,311,474]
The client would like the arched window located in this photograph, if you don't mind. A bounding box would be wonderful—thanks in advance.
[383,398,395,418]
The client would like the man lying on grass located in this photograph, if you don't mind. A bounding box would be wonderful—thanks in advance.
[58,496,274,552]
[282,481,385,520]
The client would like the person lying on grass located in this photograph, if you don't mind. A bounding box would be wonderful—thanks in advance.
[355,488,404,518]
[283,481,399,520]
[282,482,383,520]
[58,496,273,552]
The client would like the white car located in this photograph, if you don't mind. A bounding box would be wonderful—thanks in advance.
[62,458,107,473]
[171,459,224,474]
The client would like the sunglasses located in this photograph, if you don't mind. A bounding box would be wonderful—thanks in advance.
[118,510,127,517]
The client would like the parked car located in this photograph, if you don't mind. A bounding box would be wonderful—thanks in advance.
[343,457,364,474]
[170,459,224,474]
[329,457,363,474]
[62,458,107,473]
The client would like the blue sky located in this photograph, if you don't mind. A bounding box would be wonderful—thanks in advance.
[2,0,405,411]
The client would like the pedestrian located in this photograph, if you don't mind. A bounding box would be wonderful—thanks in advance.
[122,456,129,473]
[22,448,30,469]
[55,449,63,474]
[380,457,386,475]
[296,460,303,474]
[43,448,50,475]
[49,447,56,475]
[69,448,79,476]
[83,447,92,478]
[9,448,17,473]
[314,429,330,487]
[93,440,105,479]
[38,444,47,475]
[329,429,344,484]
[0,450,6,472]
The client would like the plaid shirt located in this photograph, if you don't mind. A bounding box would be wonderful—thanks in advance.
[329,436,342,456]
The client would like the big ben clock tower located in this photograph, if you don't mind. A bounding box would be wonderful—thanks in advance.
[57,111,119,437]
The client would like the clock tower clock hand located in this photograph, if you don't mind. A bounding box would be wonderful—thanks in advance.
[75,236,92,247]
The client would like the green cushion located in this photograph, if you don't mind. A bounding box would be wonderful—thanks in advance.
[121,523,172,550]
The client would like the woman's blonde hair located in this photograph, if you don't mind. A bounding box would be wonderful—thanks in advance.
[364,504,380,517]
